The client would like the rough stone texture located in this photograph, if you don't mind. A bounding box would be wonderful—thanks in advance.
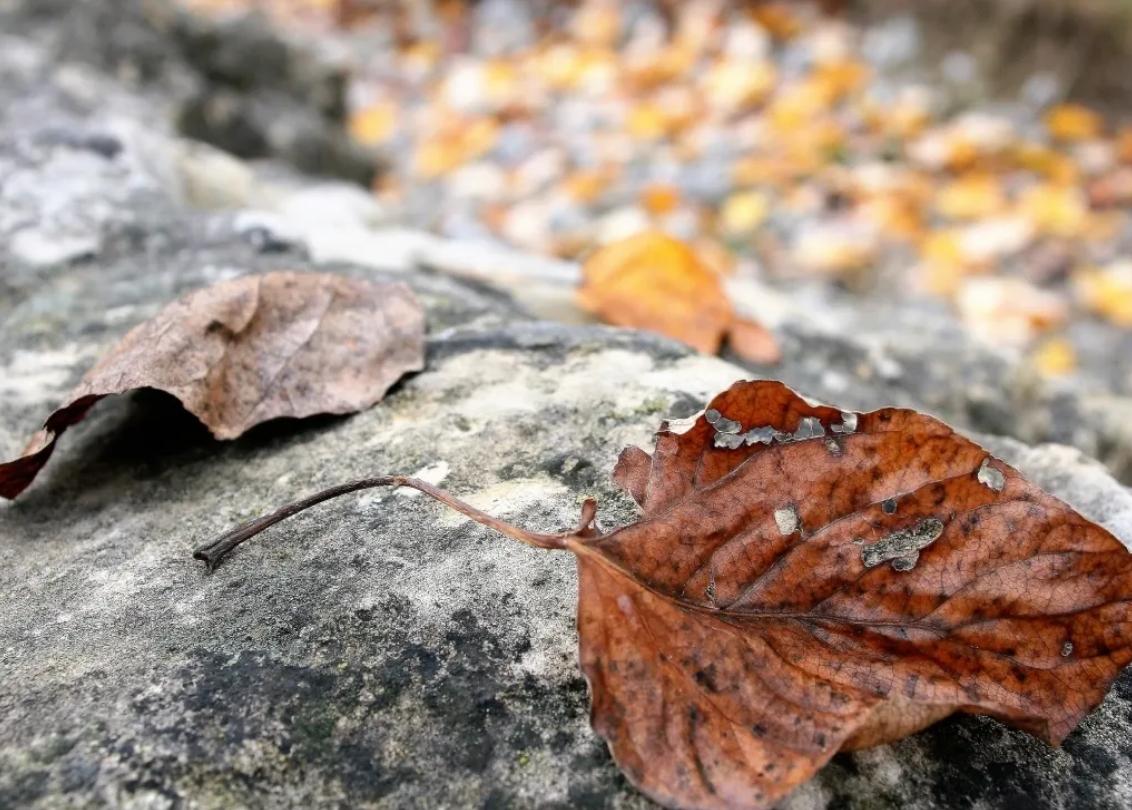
[4,12,1132,810]
[5,306,1132,809]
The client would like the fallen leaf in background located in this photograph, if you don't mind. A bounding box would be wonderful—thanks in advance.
[578,231,736,354]
[197,380,1132,810]
[956,276,1068,347]
[640,183,682,216]
[348,100,397,146]
[719,190,770,237]
[1076,262,1132,327]
[0,272,424,499]
[1045,103,1103,143]
[726,318,782,365]
[178,0,1132,357]
[935,173,1006,221]
[1031,336,1078,377]
[1017,184,1090,238]
[792,219,878,275]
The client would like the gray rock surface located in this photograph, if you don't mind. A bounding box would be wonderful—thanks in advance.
[4,11,1132,810]
[4,304,1132,810]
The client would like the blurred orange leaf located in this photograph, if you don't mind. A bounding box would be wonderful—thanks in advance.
[640,183,681,216]
[348,102,397,146]
[578,232,769,357]
[935,174,1006,221]
[1045,104,1102,142]
[750,3,802,39]
[1017,184,1089,237]
[720,191,769,236]
[1031,337,1077,377]
[1076,263,1132,327]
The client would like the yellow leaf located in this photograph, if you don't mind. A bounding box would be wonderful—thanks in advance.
[536,44,613,91]
[1013,142,1080,184]
[732,156,787,187]
[1017,184,1089,237]
[1075,263,1132,327]
[572,0,621,48]
[720,191,769,236]
[578,232,733,353]
[751,3,802,39]
[1031,337,1077,376]
[935,174,1006,221]
[922,230,964,265]
[811,60,870,102]
[483,59,519,106]
[624,44,695,91]
[654,85,700,135]
[640,183,681,216]
[919,230,969,296]
[957,278,1068,346]
[565,169,612,204]
[767,79,834,131]
[1045,103,1102,142]
[401,40,441,74]
[413,118,499,179]
[703,59,776,113]
[792,223,877,275]
[859,196,922,242]
[348,102,397,146]
[626,102,668,140]
[864,97,930,140]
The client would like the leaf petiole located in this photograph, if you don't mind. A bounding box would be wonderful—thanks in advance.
[193,476,600,570]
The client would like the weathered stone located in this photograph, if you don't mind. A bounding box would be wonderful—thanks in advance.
[4,303,1132,810]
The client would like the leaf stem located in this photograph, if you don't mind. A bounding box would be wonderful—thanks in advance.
[193,475,600,571]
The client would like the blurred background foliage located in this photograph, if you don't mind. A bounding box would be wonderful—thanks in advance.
[109,0,1132,388]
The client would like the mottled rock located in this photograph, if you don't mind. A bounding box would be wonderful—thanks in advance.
[4,303,1132,809]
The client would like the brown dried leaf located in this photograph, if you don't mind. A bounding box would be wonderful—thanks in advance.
[195,380,1132,810]
[578,380,1132,808]
[0,272,424,499]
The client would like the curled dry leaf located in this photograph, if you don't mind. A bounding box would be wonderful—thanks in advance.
[0,272,424,499]
[195,380,1132,810]
[578,232,779,365]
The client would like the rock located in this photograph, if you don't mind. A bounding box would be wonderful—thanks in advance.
[4,299,1132,810]
[174,140,257,210]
